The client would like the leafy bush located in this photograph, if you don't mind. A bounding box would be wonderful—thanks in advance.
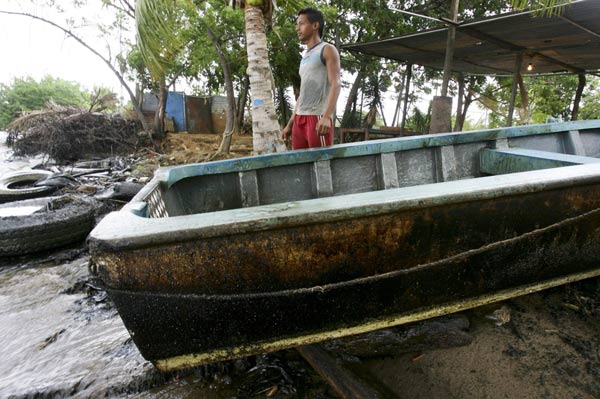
[0,76,89,129]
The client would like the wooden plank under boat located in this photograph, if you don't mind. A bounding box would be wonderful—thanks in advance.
[88,120,600,371]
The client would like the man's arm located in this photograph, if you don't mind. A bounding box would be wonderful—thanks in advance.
[281,105,297,142]
[317,44,341,136]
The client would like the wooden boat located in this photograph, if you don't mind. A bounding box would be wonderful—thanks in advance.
[88,120,600,371]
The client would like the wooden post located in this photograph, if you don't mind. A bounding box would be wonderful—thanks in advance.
[297,345,383,399]
[431,0,459,134]
[441,0,460,97]
[507,53,523,127]
[400,63,413,134]
[572,73,586,121]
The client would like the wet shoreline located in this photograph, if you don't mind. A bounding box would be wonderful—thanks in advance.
[0,133,330,398]
[2,132,599,398]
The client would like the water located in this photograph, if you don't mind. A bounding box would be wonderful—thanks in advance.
[0,258,157,398]
[0,132,45,179]
[0,132,157,398]
[0,132,326,398]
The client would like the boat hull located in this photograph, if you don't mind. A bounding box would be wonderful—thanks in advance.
[92,179,600,370]
[88,121,600,371]
[108,204,600,370]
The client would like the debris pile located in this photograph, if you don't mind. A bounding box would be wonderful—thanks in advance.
[7,104,140,162]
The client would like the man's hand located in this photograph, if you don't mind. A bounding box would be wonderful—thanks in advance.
[281,125,292,143]
[316,116,332,136]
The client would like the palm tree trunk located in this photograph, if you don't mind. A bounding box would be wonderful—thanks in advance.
[244,6,286,154]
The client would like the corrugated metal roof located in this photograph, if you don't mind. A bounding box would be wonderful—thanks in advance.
[344,0,600,76]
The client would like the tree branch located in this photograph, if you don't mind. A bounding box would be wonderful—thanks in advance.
[0,9,150,132]
[102,0,135,19]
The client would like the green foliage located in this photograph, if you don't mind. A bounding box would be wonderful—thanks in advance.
[135,0,193,82]
[579,78,600,121]
[406,105,431,134]
[528,75,578,123]
[187,0,247,95]
[0,76,89,129]
[510,0,571,16]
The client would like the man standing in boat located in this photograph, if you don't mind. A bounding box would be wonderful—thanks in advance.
[281,7,341,149]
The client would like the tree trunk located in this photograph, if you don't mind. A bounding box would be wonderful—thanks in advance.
[400,64,413,133]
[392,67,406,127]
[236,75,250,134]
[341,64,366,128]
[517,73,530,124]
[461,91,474,131]
[244,6,286,154]
[278,86,288,127]
[378,99,387,126]
[154,80,167,140]
[572,73,586,121]
[454,73,465,131]
[207,26,235,156]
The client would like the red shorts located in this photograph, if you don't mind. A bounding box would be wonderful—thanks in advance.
[292,115,333,150]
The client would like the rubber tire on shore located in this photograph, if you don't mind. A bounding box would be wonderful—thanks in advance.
[0,170,56,204]
[112,182,144,201]
[0,195,99,257]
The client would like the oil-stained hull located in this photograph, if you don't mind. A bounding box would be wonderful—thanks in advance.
[88,120,600,371]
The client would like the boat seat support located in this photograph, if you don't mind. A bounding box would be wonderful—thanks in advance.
[435,145,459,182]
[378,153,400,190]
[313,160,334,198]
[239,170,260,207]
[564,130,586,156]
[480,147,600,175]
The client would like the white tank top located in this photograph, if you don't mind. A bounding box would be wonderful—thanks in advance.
[296,42,330,116]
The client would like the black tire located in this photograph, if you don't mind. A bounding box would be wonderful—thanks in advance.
[112,182,144,201]
[0,195,99,257]
[0,170,56,204]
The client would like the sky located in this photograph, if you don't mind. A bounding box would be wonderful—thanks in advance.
[0,1,133,98]
[0,1,476,126]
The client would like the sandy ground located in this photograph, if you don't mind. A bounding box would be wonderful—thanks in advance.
[160,131,253,164]
[359,283,600,399]
[129,133,600,398]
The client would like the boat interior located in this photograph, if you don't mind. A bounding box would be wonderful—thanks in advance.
[137,120,600,218]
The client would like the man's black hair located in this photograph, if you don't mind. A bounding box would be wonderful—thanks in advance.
[298,7,324,39]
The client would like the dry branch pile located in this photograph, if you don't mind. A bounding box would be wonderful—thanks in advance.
[7,104,140,162]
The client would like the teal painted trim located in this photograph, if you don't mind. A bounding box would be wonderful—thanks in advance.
[164,120,600,187]
[91,163,600,248]
[480,148,600,175]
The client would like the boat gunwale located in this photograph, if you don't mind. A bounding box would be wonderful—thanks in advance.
[122,120,600,219]
[118,120,600,220]
[89,162,600,251]
[160,120,600,187]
